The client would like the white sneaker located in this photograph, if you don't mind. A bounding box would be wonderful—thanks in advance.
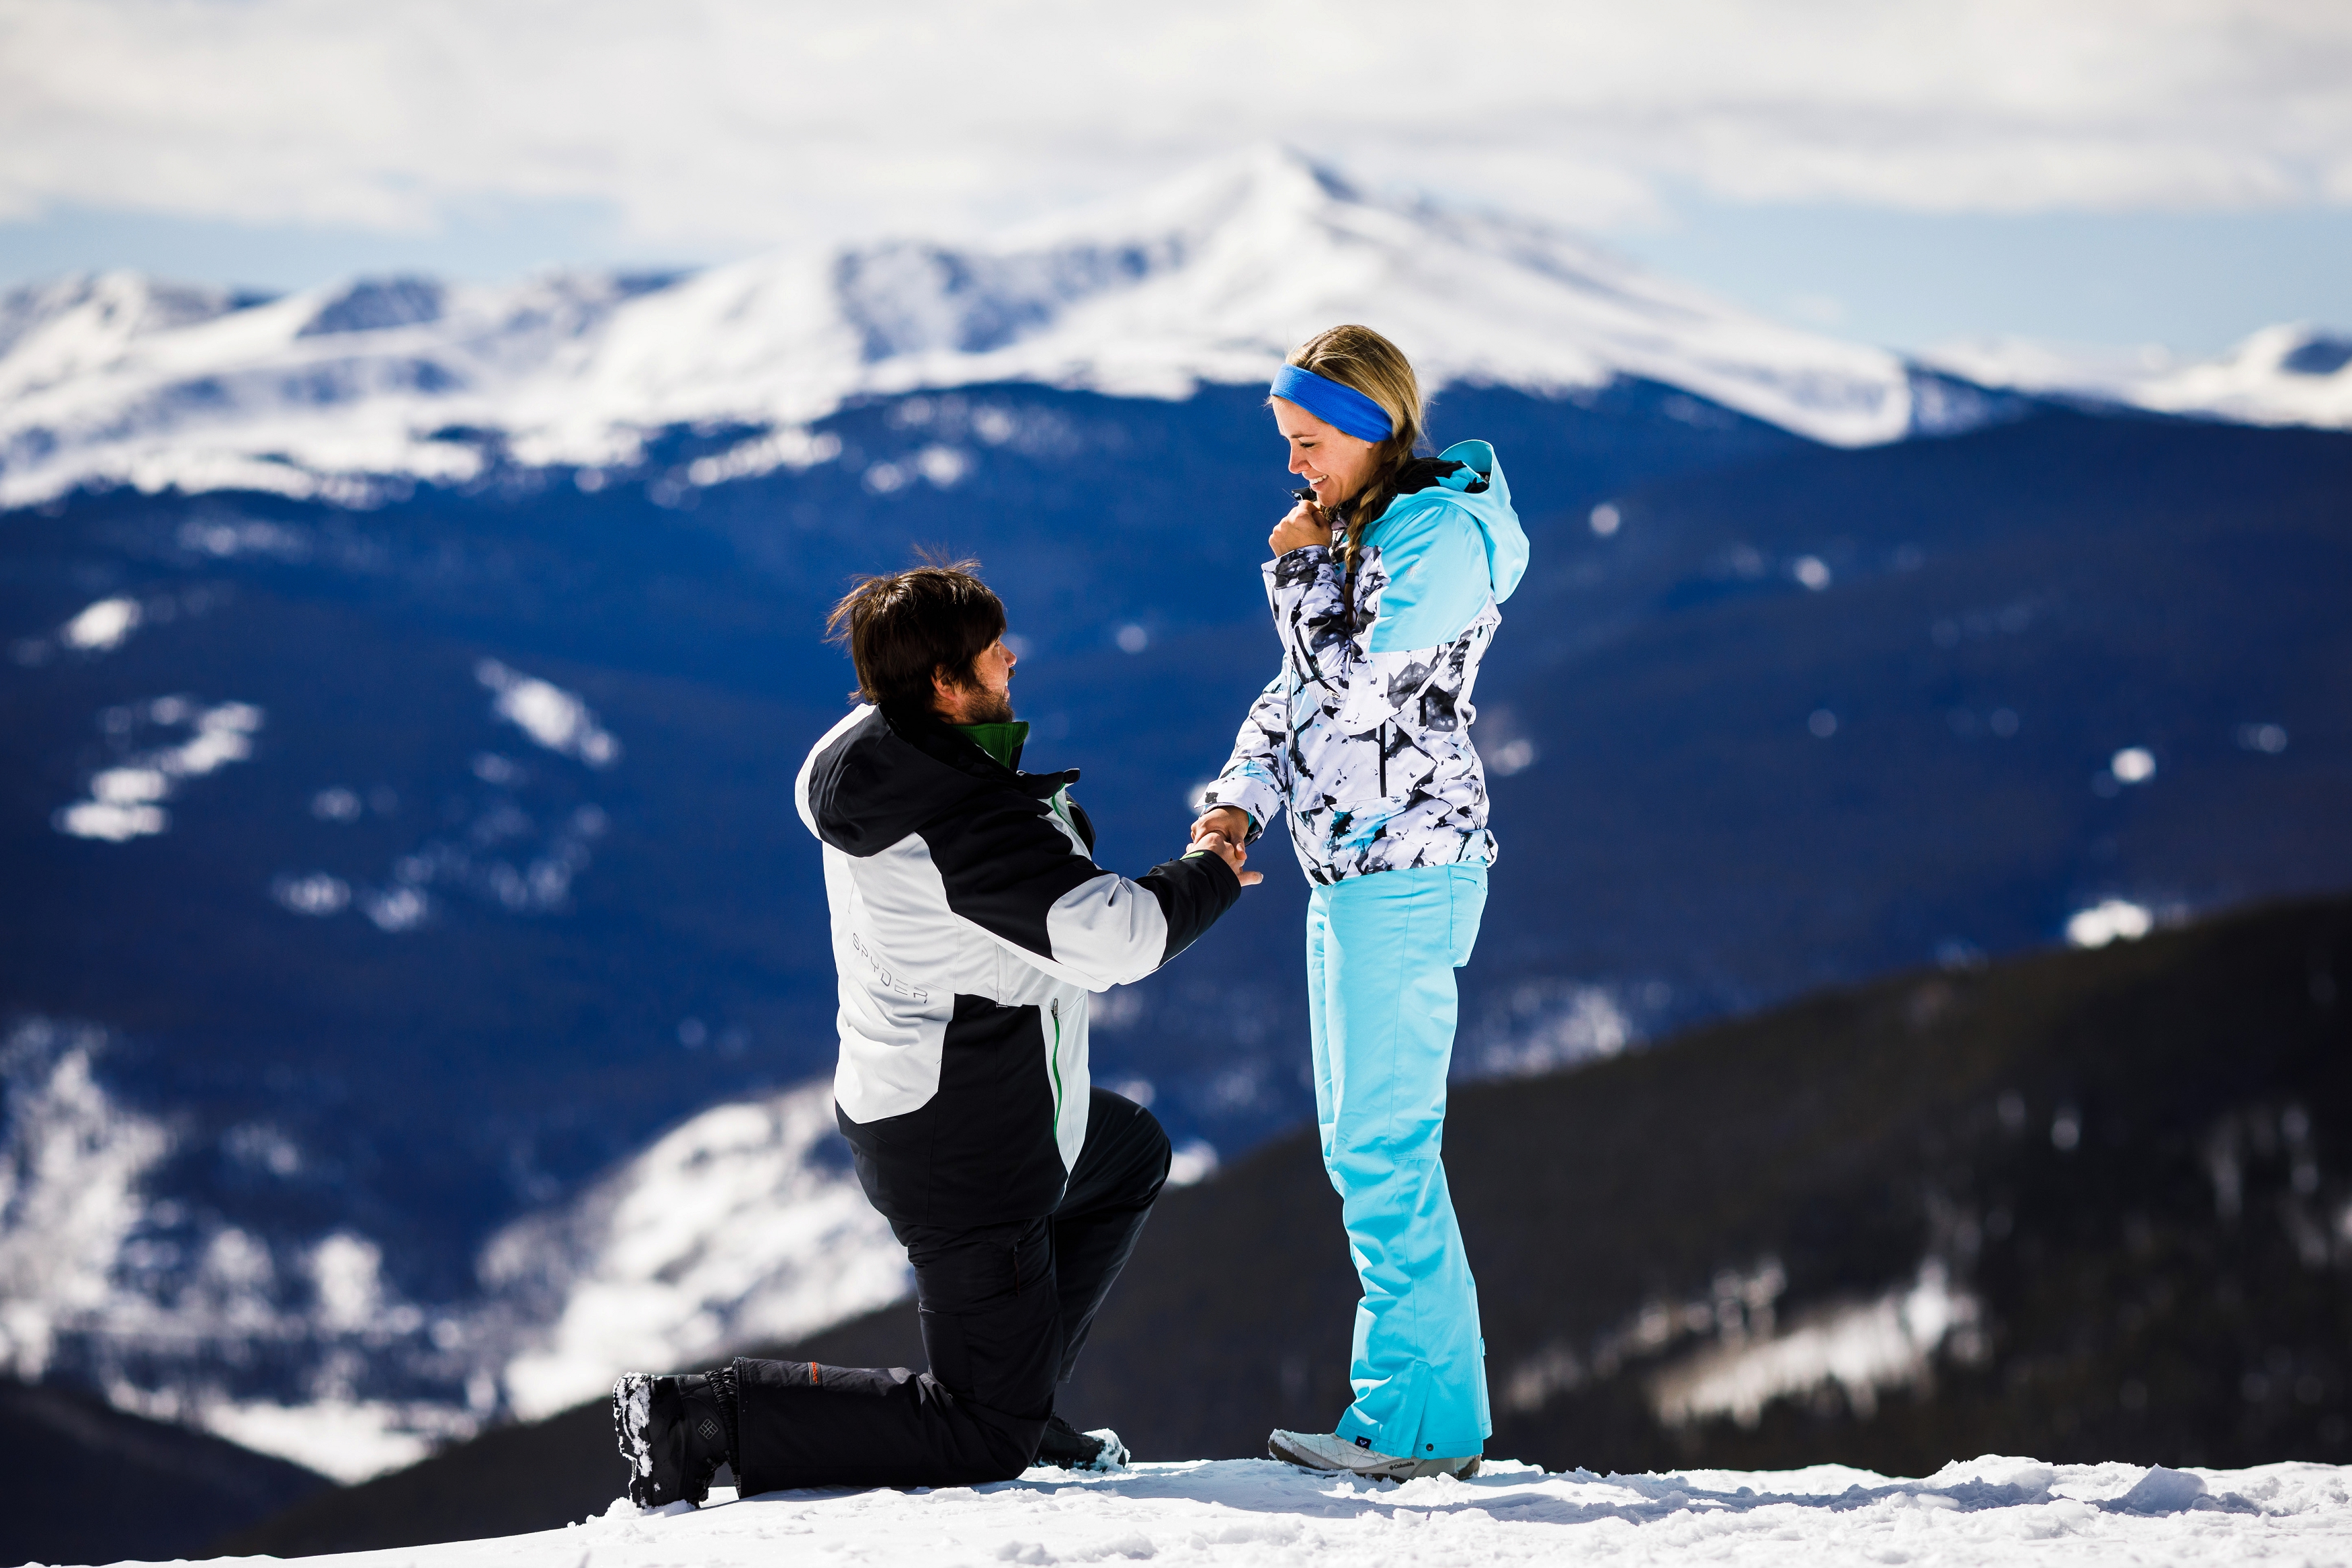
[1267,1428,1480,1481]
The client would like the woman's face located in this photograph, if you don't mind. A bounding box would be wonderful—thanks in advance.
[1272,397,1380,509]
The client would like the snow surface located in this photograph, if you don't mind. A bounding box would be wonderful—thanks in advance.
[0,1026,172,1384]
[50,697,263,842]
[132,1455,2352,1568]
[0,150,1947,511]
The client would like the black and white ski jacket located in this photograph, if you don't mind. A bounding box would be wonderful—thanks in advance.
[796,700,1240,1227]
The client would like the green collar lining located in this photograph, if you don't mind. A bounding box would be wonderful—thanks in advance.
[952,720,1030,771]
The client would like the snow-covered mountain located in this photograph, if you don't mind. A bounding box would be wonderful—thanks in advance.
[7,151,2344,516]
[475,1082,909,1424]
[1921,322,2352,431]
[0,151,1961,511]
[0,1020,907,1482]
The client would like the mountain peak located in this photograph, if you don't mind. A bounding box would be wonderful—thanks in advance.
[295,277,449,339]
[0,154,2148,508]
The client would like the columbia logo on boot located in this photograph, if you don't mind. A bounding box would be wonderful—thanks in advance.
[1354,1436,1372,1448]
[698,1418,722,1442]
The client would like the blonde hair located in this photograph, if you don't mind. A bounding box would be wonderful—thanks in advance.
[1284,324,1429,577]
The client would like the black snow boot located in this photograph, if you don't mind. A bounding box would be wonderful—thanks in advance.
[612,1370,735,1507]
[1035,1411,1129,1472]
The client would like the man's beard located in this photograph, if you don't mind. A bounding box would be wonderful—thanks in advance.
[962,685,1015,725]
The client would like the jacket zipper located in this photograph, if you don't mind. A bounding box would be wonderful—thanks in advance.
[1378,722,1388,795]
[1048,998,1065,1126]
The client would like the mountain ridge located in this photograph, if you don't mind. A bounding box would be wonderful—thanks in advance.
[5,150,2345,521]
[0,149,1992,511]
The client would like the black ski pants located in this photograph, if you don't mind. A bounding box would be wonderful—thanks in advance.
[733,1088,1169,1492]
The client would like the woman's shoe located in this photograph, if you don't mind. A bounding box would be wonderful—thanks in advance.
[612,1371,733,1507]
[1267,1428,1480,1481]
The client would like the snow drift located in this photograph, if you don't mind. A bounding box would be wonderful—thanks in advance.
[170,1454,2352,1568]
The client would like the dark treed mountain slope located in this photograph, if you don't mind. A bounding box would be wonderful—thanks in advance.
[1075,891,2352,1475]
[219,894,2351,1557]
[0,1377,330,1564]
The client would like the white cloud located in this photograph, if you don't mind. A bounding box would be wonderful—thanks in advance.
[3,1,2347,256]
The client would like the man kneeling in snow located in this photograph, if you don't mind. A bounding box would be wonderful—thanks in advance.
[613,560,1255,1501]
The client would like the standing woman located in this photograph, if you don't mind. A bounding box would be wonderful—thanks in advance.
[1193,324,1528,1481]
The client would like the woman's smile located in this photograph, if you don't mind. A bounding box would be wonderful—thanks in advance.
[1271,396,1378,509]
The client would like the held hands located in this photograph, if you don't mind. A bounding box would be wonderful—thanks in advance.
[1187,821,1263,887]
[1192,805,1251,845]
[1267,498,1333,558]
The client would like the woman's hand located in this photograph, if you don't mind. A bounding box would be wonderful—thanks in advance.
[1191,805,1252,847]
[1267,499,1333,558]
[1187,828,1263,886]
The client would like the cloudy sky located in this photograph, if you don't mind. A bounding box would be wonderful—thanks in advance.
[3,0,2347,351]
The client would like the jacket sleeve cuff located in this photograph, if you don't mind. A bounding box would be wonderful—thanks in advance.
[1140,850,1242,967]
[1259,545,1337,610]
[1199,772,1282,844]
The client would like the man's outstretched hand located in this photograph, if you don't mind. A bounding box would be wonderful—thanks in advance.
[1188,828,1263,887]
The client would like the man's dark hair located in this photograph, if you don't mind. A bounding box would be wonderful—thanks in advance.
[826,558,1006,707]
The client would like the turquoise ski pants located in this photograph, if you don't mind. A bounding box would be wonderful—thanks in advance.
[1306,861,1491,1461]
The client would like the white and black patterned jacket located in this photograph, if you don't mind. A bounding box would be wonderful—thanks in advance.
[1201,439,1530,887]
[797,701,1238,1227]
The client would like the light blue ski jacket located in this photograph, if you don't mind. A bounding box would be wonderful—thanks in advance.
[1202,439,1529,885]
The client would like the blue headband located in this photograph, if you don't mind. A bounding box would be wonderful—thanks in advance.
[1269,363,1394,444]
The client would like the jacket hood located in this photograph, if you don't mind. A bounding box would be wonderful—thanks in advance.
[1419,439,1527,604]
[802,701,1075,857]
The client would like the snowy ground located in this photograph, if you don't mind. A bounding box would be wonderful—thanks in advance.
[133,1454,2352,1568]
